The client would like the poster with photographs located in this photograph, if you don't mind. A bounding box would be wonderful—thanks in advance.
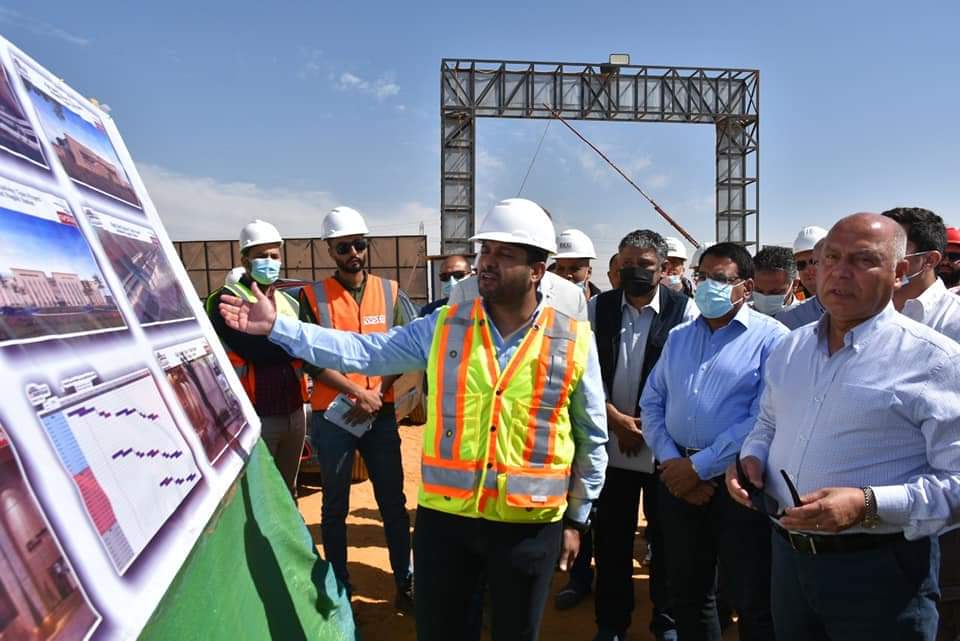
[0,35,260,641]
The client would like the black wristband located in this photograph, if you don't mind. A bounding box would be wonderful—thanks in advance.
[563,517,590,533]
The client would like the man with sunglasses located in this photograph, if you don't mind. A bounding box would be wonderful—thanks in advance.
[730,213,960,641]
[298,205,414,610]
[775,238,828,330]
[937,226,960,291]
[639,242,787,641]
[421,254,473,317]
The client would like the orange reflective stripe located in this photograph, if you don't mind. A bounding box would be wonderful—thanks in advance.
[544,317,579,465]
[476,300,498,381]
[523,308,554,464]
[421,455,481,498]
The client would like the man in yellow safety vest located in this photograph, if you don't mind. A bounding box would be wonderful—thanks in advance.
[218,197,609,641]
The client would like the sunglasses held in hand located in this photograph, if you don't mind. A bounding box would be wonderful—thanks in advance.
[735,455,802,518]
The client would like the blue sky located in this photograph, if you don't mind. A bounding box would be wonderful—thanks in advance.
[0,205,105,278]
[1,2,958,286]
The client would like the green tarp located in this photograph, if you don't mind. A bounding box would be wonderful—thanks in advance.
[139,441,357,641]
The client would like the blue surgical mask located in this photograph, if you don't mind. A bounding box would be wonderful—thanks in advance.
[440,275,463,298]
[665,274,682,288]
[250,257,281,285]
[694,278,742,319]
[752,291,787,316]
[900,251,929,287]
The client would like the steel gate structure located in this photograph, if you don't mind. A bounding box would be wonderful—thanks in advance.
[440,58,760,255]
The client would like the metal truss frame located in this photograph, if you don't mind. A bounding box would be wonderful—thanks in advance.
[440,58,760,254]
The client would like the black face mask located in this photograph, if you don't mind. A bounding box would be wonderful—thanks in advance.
[619,266,657,297]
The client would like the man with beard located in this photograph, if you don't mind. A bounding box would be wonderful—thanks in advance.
[218,197,608,641]
[298,206,414,610]
[937,227,960,291]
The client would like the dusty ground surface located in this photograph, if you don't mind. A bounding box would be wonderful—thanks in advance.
[297,425,739,641]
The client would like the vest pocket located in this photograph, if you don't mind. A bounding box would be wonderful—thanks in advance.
[502,466,569,509]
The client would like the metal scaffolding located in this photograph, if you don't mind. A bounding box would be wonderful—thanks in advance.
[440,58,760,254]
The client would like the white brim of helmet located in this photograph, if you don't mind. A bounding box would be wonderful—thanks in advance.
[470,230,557,254]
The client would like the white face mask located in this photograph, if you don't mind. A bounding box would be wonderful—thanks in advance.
[752,291,789,316]
[900,251,931,287]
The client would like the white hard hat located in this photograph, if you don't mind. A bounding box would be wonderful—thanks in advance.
[239,219,283,251]
[554,229,597,259]
[321,206,369,240]
[225,266,246,287]
[471,198,557,254]
[690,241,715,269]
[664,236,688,261]
[792,226,828,254]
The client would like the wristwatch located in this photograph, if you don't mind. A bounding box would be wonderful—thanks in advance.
[861,487,881,529]
[562,517,591,534]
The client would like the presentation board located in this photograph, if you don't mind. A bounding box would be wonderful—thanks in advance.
[0,36,261,640]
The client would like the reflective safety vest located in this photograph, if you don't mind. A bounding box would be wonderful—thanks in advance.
[301,274,398,410]
[206,281,306,404]
[420,299,591,523]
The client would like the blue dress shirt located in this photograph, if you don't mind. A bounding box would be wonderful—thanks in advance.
[741,304,960,539]
[775,295,825,330]
[639,304,789,480]
[268,301,608,523]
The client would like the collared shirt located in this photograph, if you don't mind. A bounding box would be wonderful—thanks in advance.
[741,304,960,539]
[901,278,960,343]
[775,295,825,330]
[588,292,697,472]
[639,304,788,480]
[269,298,608,523]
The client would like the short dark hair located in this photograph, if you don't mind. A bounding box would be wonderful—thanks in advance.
[618,229,668,262]
[608,254,618,269]
[881,207,946,253]
[700,242,754,280]
[521,245,549,266]
[753,245,797,282]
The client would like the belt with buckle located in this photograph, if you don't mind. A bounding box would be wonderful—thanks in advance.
[773,523,903,556]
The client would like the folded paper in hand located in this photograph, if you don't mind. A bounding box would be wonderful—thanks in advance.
[323,393,375,437]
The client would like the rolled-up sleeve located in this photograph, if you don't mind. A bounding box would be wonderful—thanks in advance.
[565,340,609,524]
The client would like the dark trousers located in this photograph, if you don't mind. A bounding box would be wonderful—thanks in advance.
[569,525,594,589]
[413,507,562,641]
[658,480,774,641]
[937,529,960,641]
[771,529,940,641]
[595,467,674,636]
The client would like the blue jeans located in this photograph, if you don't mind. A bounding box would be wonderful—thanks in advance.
[771,530,940,641]
[311,406,412,589]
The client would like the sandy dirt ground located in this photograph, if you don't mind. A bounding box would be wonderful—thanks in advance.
[297,425,739,641]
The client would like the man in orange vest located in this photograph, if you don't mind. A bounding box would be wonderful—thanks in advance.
[218,198,609,641]
[298,206,414,610]
[206,220,306,495]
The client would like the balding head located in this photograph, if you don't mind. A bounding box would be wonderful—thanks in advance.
[818,213,909,327]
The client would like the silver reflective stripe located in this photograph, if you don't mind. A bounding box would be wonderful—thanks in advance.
[506,473,567,499]
[483,471,498,490]
[437,304,473,459]
[421,462,479,490]
[529,313,575,465]
[382,278,395,329]
[224,282,256,303]
[311,282,332,328]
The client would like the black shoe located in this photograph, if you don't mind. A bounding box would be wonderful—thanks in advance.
[591,628,627,641]
[395,581,415,614]
[554,580,591,610]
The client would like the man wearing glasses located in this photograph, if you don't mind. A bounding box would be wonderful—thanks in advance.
[729,214,960,641]
[639,242,787,641]
[298,206,415,611]
[776,226,829,330]
[421,254,473,317]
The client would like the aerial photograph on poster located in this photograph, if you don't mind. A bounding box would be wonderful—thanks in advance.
[84,209,194,325]
[0,423,101,641]
[156,338,248,463]
[16,60,141,210]
[29,370,202,575]
[0,65,47,168]
[0,178,125,346]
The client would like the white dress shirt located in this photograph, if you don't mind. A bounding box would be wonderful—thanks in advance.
[588,292,697,472]
[901,277,960,343]
[449,270,588,321]
[741,304,960,539]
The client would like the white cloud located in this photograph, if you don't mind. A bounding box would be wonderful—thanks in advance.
[477,149,504,174]
[297,48,325,79]
[645,173,670,189]
[0,8,90,46]
[334,71,400,101]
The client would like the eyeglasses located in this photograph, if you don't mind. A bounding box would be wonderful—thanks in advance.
[439,270,469,282]
[796,259,818,271]
[945,252,960,263]
[735,455,802,519]
[335,238,368,255]
[693,273,742,285]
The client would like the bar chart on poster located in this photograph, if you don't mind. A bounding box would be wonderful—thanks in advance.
[0,34,261,641]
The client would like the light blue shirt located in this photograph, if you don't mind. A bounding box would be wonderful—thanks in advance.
[639,304,789,480]
[269,301,608,523]
[741,304,960,539]
[775,295,825,330]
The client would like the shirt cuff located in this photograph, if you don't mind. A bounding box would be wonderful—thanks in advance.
[269,314,299,344]
[689,450,722,480]
[564,497,591,525]
[739,441,770,468]
[871,484,911,526]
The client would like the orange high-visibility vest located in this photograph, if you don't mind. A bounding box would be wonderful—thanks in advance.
[301,274,398,410]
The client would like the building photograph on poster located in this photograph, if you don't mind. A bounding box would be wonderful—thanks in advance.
[0,424,100,641]
[84,210,193,326]
[14,60,141,210]
[0,65,47,169]
[0,178,124,346]
[156,338,248,464]
[29,370,201,575]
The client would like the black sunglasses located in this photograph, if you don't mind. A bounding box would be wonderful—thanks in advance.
[796,259,818,271]
[335,238,368,255]
[945,252,960,263]
[736,455,802,518]
[439,270,469,282]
